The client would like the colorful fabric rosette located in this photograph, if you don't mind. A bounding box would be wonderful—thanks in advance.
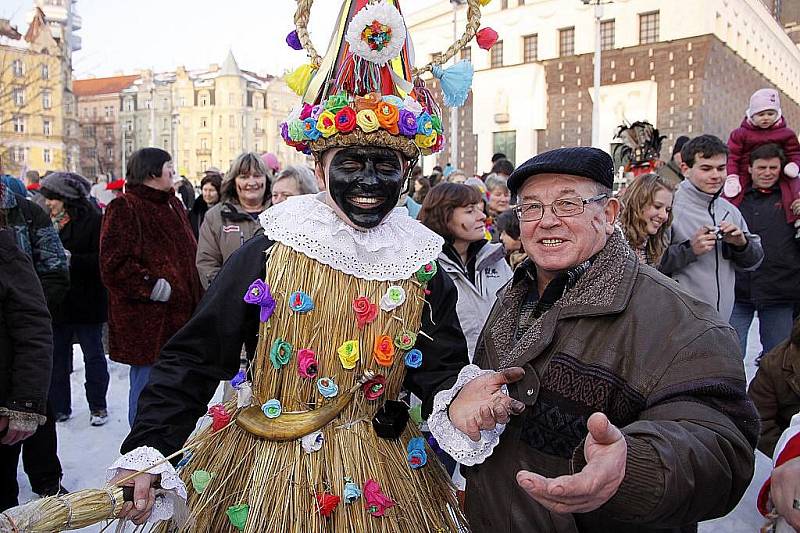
[315,492,341,517]
[344,477,362,504]
[406,437,428,469]
[301,430,324,454]
[243,279,276,322]
[404,348,423,369]
[288,290,314,313]
[262,399,282,419]
[364,479,395,517]
[317,377,339,398]
[379,285,406,312]
[352,296,378,329]
[191,469,213,494]
[338,340,360,369]
[415,262,438,283]
[297,348,319,379]
[394,330,416,351]
[362,374,386,401]
[372,335,395,367]
[208,404,231,432]
[226,503,249,531]
[280,92,445,155]
[270,339,293,370]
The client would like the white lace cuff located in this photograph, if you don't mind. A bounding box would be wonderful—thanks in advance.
[428,364,506,466]
[107,446,188,523]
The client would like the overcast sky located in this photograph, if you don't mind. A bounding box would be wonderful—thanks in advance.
[3,0,432,79]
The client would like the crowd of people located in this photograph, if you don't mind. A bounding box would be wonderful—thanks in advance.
[2,84,800,532]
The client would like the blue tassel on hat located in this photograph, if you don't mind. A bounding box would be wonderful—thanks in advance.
[431,60,473,107]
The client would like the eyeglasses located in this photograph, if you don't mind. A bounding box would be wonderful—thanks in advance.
[511,193,608,222]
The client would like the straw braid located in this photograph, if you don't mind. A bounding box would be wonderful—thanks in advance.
[294,0,321,67]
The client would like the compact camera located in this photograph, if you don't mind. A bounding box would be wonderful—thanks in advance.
[707,226,726,240]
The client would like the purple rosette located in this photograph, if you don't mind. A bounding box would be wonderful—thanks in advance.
[286,30,302,50]
[243,279,276,322]
[398,109,418,138]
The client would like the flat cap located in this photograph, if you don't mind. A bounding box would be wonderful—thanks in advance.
[507,147,615,195]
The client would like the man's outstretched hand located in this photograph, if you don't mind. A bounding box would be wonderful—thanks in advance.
[448,367,526,441]
[517,412,627,514]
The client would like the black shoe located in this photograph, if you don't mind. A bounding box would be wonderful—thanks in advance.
[54,413,70,423]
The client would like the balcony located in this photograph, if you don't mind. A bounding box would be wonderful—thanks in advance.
[196,148,212,156]
[254,128,265,135]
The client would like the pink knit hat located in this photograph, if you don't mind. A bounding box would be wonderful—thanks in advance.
[747,88,781,117]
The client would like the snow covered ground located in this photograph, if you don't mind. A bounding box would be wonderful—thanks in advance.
[14,320,771,532]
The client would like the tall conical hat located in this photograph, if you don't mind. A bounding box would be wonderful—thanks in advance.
[281,0,485,158]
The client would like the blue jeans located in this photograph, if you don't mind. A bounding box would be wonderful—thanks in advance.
[128,365,153,427]
[50,323,110,416]
[730,301,795,357]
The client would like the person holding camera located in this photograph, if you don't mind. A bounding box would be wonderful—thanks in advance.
[729,144,800,355]
[660,135,764,322]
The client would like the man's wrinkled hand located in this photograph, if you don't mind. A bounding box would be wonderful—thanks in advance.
[448,367,526,441]
[516,412,627,514]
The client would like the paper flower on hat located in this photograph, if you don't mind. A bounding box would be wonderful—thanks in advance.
[286,30,302,50]
[338,340,360,369]
[302,118,322,141]
[335,107,357,133]
[416,262,438,282]
[191,469,213,494]
[373,335,396,367]
[208,404,230,432]
[394,331,417,351]
[301,430,324,453]
[226,504,249,531]
[352,296,379,329]
[316,111,338,138]
[362,374,386,401]
[364,479,395,516]
[345,1,407,66]
[344,477,362,504]
[315,492,341,517]
[355,92,382,112]
[356,109,381,134]
[297,348,319,379]
[270,339,293,370]
[380,285,406,312]
[262,399,282,419]
[407,437,428,469]
[317,377,339,398]
[288,291,314,313]
[398,110,418,138]
[376,102,400,135]
[324,92,349,113]
[476,27,499,50]
[404,348,423,369]
[243,279,276,322]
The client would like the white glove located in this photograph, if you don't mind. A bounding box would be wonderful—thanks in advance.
[149,278,172,302]
[785,162,799,178]
[723,175,742,197]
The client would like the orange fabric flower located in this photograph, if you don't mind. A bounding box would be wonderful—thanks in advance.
[354,91,382,112]
[373,335,396,367]
[376,102,400,135]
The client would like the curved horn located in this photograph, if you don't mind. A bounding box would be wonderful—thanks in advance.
[235,372,373,441]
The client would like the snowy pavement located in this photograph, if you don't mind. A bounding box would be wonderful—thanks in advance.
[14,320,772,532]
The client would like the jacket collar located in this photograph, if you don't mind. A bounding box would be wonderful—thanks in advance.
[439,239,504,272]
[677,178,722,207]
[126,183,175,204]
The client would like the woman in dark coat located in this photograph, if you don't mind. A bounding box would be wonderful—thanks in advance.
[40,172,110,426]
[100,148,203,426]
[0,206,53,510]
[189,173,221,238]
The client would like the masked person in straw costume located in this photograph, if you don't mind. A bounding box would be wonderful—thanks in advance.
[100,1,525,532]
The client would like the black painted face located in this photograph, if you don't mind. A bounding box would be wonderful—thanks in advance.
[326,146,406,229]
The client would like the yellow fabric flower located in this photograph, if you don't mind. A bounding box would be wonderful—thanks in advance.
[338,340,360,369]
[415,131,438,149]
[316,110,338,138]
[356,109,380,133]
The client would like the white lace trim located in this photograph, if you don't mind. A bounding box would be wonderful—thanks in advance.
[427,364,506,467]
[107,446,188,523]
[259,193,443,281]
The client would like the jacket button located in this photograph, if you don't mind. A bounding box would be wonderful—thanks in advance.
[144,275,150,280]
[527,388,534,396]
[25,401,32,407]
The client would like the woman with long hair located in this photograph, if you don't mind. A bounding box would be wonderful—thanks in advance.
[196,152,271,289]
[39,172,110,426]
[619,173,675,266]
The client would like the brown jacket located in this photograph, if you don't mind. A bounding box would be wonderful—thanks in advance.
[466,230,758,533]
[748,331,800,457]
[195,201,263,289]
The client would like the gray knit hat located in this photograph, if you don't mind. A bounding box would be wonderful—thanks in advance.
[40,172,92,200]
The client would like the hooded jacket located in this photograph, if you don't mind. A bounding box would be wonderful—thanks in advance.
[196,201,264,289]
[438,240,513,361]
[727,116,800,223]
[660,179,763,321]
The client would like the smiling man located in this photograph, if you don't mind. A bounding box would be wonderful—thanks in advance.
[427,146,760,533]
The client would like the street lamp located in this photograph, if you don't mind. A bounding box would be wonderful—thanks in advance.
[583,0,613,148]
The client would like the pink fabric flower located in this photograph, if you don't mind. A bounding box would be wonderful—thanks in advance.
[364,479,395,517]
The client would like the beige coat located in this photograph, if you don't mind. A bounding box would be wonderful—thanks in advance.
[195,201,263,289]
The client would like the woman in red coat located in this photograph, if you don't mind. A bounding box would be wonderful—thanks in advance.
[100,148,203,426]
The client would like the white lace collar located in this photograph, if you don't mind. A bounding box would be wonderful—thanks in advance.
[259,193,443,281]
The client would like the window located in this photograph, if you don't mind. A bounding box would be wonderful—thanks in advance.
[125,120,133,132]
[523,34,538,63]
[12,147,25,162]
[41,63,49,79]
[201,117,208,128]
[43,149,51,164]
[42,91,51,109]
[87,147,97,159]
[490,40,504,68]
[13,88,24,106]
[162,138,169,149]
[125,143,133,156]
[124,98,134,112]
[105,106,113,118]
[201,138,208,149]
[12,59,24,77]
[255,118,262,132]
[229,115,235,127]
[200,160,208,172]
[13,116,25,133]
[106,145,114,158]
[106,126,113,137]
[460,46,471,61]
[162,117,169,130]
[559,27,575,57]
[200,92,209,107]
[43,119,51,136]
[639,11,659,44]
[600,20,615,51]
[162,98,169,111]
[493,131,516,166]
